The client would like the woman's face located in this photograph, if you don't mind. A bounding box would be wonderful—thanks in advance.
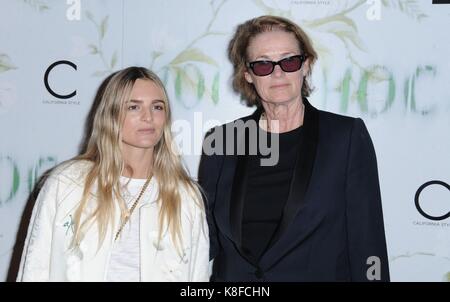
[244,30,309,106]
[121,79,166,152]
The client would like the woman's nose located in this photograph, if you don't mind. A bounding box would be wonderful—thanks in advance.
[141,110,152,122]
[272,64,284,77]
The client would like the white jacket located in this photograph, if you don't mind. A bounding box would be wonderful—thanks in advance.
[17,160,210,282]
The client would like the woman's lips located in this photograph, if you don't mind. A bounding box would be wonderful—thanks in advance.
[137,128,155,134]
[270,83,290,89]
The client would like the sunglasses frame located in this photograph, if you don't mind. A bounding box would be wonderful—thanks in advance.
[247,54,308,76]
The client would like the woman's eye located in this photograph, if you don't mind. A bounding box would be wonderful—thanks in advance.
[153,104,164,111]
[128,105,139,110]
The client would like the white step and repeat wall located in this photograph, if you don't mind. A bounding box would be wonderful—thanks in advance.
[1,0,449,281]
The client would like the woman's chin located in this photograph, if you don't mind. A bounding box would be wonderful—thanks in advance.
[264,97,298,105]
[123,140,158,150]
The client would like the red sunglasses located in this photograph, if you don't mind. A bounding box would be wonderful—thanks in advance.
[247,54,308,76]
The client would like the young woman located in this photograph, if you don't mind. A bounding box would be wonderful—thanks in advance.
[18,67,210,281]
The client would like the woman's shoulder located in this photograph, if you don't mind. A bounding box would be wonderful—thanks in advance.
[205,110,258,135]
[48,159,93,185]
[317,109,356,125]
[317,109,363,134]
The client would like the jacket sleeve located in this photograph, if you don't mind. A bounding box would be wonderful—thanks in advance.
[197,128,222,263]
[345,118,390,282]
[17,175,59,282]
[188,197,211,281]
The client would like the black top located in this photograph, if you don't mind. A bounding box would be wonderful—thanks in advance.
[242,125,303,263]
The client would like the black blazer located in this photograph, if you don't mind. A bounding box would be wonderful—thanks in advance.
[198,99,390,282]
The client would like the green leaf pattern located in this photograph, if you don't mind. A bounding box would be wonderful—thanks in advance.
[149,1,228,107]
[0,54,17,73]
[22,0,49,12]
[171,48,218,67]
[382,0,428,21]
[86,12,118,76]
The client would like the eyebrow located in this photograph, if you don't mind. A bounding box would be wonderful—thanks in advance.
[129,99,165,104]
[254,52,297,60]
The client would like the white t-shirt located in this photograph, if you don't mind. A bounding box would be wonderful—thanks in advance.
[106,177,150,282]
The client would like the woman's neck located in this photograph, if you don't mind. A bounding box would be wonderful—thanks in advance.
[261,99,305,133]
[121,147,154,179]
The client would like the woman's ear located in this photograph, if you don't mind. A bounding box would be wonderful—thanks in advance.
[244,71,253,84]
[302,58,311,77]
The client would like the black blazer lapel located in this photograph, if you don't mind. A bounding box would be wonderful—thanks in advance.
[228,109,262,258]
[213,154,237,242]
[229,154,247,248]
[266,98,319,250]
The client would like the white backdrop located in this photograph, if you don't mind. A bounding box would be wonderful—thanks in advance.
[1,0,449,281]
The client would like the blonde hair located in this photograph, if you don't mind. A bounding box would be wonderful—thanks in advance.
[72,66,201,251]
[228,15,318,107]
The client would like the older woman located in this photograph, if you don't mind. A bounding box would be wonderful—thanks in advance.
[199,15,389,281]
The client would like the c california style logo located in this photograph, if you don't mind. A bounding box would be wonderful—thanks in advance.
[415,180,450,221]
[44,60,77,99]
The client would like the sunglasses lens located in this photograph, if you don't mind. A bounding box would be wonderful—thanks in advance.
[252,61,274,76]
[249,55,306,76]
[280,56,302,72]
